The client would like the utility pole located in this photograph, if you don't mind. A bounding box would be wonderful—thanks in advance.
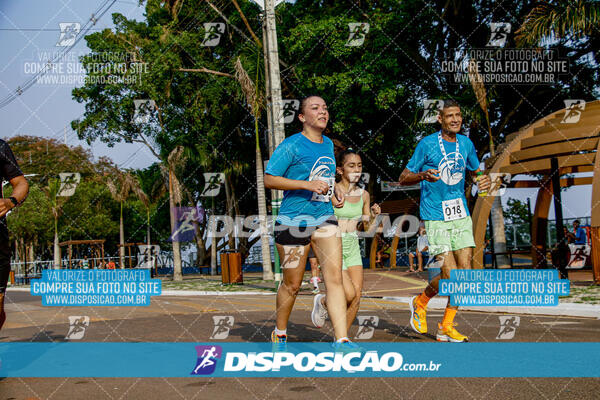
[263,0,285,282]
[259,14,277,281]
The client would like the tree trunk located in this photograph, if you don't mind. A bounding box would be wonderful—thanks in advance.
[28,241,34,274]
[14,238,19,262]
[224,174,235,249]
[194,221,207,267]
[20,237,26,278]
[491,195,510,268]
[169,169,183,281]
[230,177,248,262]
[146,208,151,247]
[210,200,217,276]
[146,208,153,271]
[53,216,60,269]
[256,146,273,280]
[119,201,125,269]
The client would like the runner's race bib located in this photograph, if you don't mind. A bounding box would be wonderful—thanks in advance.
[311,176,335,202]
[442,198,466,221]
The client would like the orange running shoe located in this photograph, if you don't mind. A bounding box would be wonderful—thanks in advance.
[409,296,427,334]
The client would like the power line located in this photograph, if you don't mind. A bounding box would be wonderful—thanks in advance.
[0,28,105,32]
[0,0,118,110]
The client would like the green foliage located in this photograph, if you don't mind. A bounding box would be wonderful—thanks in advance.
[48,0,599,259]
[504,198,530,225]
[7,136,99,186]
[5,137,150,258]
[71,0,600,196]
[277,0,600,184]
[59,180,120,243]
[6,183,53,244]
[72,0,263,216]
[516,0,600,46]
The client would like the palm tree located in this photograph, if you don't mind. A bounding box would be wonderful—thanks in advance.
[106,172,135,269]
[44,178,63,269]
[132,174,165,250]
[468,60,510,268]
[165,146,187,281]
[516,0,600,46]
[132,178,150,248]
[234,55,274,280]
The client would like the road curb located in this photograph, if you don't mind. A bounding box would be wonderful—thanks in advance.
[383,296,600,318]
[6,287,276,296]
[161,290,275,296]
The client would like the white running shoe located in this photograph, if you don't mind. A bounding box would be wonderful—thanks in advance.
[311,294,328,328]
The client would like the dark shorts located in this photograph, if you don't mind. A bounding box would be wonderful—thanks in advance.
[274,217,338,246]
[0,217,10,294]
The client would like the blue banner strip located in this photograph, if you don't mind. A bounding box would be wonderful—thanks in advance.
[1,343,598,378]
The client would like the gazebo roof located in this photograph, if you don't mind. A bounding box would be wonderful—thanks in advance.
[58,239,106,246]
[471,99,600,284]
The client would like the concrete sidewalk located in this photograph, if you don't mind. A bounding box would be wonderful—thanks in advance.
[9,267,598,317]
[383,295,600,318]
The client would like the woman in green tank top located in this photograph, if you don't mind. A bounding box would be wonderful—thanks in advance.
[311,142,381,331]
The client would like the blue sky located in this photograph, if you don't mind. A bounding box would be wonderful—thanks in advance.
[0,0,156,170]
[0,1,591,220]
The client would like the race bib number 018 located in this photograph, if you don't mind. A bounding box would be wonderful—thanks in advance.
[442,198,466,221]
[311,177,335,202]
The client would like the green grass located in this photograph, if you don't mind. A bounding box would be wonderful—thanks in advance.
[562,285,600,305]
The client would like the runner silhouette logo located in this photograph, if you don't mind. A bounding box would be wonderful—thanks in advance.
[497,316,520,340]
[281,246,305,269]
[191,345,222,375]
[277,99,300,124]
[56,23,80,47]
[420,100,444,124]
[561,100,586,124]
[201,23,225,47]
[210,316,234,339]
[486,23,511,47]
[346,23,370,47]
[132,99,156,124]
[58,172,81,197]
[354,315,379,340]
[65,316,90,340]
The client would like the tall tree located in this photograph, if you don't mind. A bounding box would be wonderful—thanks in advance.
[73,0,269,274]
[106,172,136,268]
[44,178,64,269]
[7,136,119,266]
[468,60,510,268]
[165,146,187,281]
[234,55,273,280]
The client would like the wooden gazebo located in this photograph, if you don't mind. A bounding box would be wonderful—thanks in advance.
[472,100,600,283]
[58,239,105,269]
[369,198,419,268]
[117,242,154,268]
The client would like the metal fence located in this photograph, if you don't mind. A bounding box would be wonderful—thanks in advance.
[504,216,591,249]
[11,216,590,280]
[11,252,178,280]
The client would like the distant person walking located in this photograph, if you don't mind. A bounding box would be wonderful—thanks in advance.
[0,139,29,332]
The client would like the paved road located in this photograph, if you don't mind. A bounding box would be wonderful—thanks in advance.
[1,290,599,399]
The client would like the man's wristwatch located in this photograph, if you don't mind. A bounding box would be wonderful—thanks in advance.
[8,197,18,207]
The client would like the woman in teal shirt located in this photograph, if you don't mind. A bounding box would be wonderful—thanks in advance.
[265,95,358,352]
